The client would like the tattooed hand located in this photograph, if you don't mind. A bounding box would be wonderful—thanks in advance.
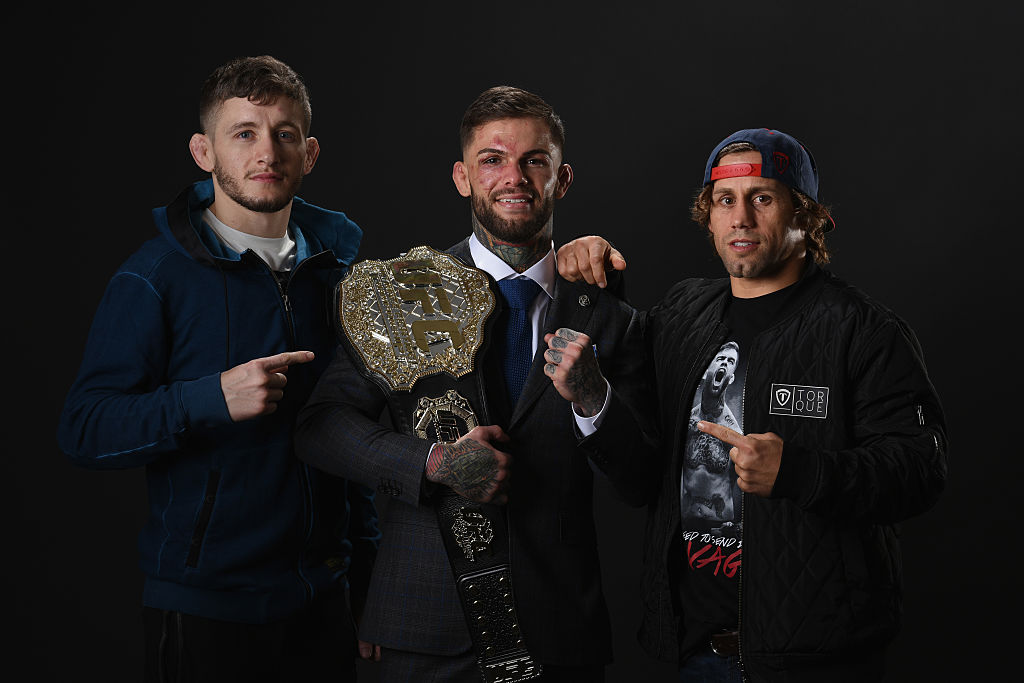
[424,425,512,504]
[543,327,607,417]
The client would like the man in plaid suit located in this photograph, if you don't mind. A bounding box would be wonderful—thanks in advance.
[295,86,651,682]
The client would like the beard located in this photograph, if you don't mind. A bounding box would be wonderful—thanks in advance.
[715,231,804,281]
[471,189,555,244]
[721,254,778,280]
[214,164,302,214]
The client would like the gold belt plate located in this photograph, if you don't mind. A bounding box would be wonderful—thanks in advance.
[338,245,495,391]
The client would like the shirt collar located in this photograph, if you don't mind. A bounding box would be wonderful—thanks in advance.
[469,233,555,300]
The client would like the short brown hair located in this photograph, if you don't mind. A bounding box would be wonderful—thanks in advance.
[690,142,832,265]
[459,86,565,154]
[198,55,312,135]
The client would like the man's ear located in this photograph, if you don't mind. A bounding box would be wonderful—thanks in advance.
[189,133,214,173]
[554,163,573,199]
[452,161,472,198]
[303,136,320,175]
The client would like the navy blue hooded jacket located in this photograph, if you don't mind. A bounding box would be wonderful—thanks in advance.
[58,179,379,623]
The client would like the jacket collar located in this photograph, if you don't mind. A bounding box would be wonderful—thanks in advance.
[153,179,362,269]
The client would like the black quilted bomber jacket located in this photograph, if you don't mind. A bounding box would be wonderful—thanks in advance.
[582,262,948,680]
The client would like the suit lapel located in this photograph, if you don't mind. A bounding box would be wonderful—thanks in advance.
[509,276,600,427]
[446,238,515,425]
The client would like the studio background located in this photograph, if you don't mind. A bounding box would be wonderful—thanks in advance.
[9,2,1015,680]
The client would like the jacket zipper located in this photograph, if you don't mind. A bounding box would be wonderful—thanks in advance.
[673,324,733,665]
[263,248,333,347]
[272,270,297,346]
[737,364,748,681]
[265,256,315,601]
[671,323,727,553]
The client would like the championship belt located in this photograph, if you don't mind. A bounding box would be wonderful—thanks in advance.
[336,245,542,683]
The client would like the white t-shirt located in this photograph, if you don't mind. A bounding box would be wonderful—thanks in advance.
[203,209,296,272]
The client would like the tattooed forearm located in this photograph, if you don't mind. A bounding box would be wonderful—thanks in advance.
[545,327,605,416]
[567,362,605,417]
[425,439,498,501]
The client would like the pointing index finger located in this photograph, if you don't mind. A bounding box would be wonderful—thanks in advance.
[589,242,609,288]
[261,350,315,369]
[609,247,627,271]
[696,420,748,447]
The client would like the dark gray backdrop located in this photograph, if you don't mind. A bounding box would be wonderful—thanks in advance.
[11,2,1015,680]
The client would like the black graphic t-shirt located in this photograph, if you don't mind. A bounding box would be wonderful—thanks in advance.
[677,282,798,659]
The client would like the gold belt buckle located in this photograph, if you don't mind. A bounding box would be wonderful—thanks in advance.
[337,245,495,391]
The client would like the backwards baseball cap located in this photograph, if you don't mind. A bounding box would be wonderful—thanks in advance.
[702,128,820,202]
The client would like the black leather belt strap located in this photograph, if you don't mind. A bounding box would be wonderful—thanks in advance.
[435,491,541,682]
[336,251,540,681]
[710,629,739,657]
[373,356,541,681]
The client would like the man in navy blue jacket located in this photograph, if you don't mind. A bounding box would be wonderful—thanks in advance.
[57,55,379,683]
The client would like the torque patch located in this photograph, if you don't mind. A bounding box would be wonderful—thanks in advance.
[769,383,829,419]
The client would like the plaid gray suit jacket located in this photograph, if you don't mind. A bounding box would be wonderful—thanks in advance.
[295,237,651,666]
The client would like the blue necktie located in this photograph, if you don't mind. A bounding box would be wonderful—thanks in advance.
[497,277,542,404]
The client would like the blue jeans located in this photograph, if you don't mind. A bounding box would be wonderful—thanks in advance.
[679,649,743,683]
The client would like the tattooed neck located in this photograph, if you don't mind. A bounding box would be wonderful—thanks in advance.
[473,217,553,273]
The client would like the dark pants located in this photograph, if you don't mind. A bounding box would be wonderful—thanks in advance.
[143,584,357,683]
[376,647,605,683]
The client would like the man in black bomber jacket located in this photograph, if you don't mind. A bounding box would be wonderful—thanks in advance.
[546,128,948,682]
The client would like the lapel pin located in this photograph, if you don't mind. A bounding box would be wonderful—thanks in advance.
[578,294,591,307]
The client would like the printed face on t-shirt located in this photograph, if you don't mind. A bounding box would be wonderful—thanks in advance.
[682,341,744,529]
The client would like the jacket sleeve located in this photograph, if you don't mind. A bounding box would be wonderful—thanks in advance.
[57,271,232,469]
[770,317,949,524]
[578,303,662,506]
[294,342,435,509]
